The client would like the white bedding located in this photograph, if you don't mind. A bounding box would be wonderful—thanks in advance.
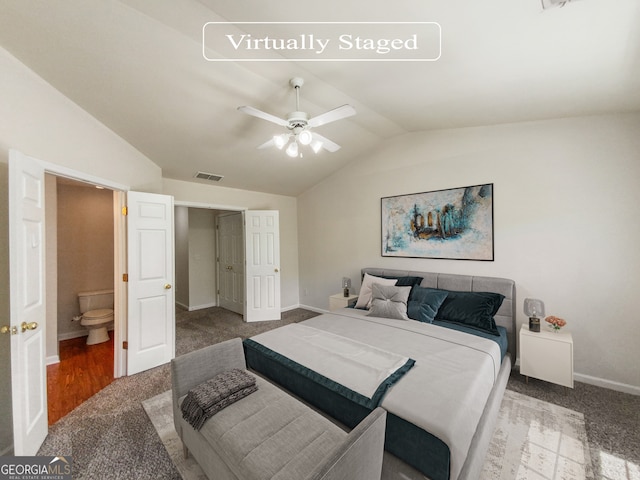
[255,308,501,480]
[247,322,412,399]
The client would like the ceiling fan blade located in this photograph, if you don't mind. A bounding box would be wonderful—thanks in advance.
[308,104,356,128]
[237,105,289,127]
[312,132,341,152]
[257,138,275,149]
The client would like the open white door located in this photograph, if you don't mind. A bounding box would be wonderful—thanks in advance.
[126,191,175,375]
[8,150,48,455]
[244,210,281,322]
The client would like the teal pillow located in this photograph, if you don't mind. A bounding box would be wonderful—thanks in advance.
[435,290,504,336]
[407,287,448,323]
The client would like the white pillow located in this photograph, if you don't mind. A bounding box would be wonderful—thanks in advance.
[354,273,398,309]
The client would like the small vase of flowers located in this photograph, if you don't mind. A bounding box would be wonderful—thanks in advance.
[545,315,566,332]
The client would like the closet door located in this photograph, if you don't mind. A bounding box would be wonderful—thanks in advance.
[218,212,244,315]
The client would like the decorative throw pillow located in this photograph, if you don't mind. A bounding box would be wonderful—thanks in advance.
[367,284,412,320]
[354,273,398,309]
[434,290,505,336]
[407,286,449,323]
[379,275,424,287]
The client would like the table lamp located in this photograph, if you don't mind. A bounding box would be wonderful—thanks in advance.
[524,298,545,332]
[342,277,351,297]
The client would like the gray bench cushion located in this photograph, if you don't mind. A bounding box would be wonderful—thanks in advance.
[181,375,347,480]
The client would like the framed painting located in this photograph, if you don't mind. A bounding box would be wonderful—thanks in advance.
[381,183,494,261]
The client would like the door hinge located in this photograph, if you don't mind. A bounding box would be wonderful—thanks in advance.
[123,341,128,350]
[123,273,129,282]
[217,289,220,295]
[122,206,128,216]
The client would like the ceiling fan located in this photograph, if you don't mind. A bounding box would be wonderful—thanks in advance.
[237,77,356,158]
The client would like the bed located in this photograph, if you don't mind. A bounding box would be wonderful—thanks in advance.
[244,268,516,480]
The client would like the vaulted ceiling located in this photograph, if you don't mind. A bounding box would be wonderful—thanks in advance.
[1,0,639,196]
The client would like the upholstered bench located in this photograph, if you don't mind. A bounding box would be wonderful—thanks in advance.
[171,337,387,480]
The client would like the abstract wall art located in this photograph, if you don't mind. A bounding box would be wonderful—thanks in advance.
[381,183,494,261]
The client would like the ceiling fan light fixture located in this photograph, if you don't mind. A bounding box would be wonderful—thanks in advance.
[311,140,323,154]
[286,141,299,158]
[273,134,287,149]
[298,130,313,145]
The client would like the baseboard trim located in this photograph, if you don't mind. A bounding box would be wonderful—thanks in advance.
[511,359,638,396]
[57,330,89,341]
[46,355,60,366]
[297,303,327,314]
[186,302,218,311]
[58,326,114,342]
[573,372,640,396]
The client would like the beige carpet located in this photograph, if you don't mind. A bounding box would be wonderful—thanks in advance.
[143,389,593,480]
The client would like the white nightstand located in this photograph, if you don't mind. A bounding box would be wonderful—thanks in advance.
[329,293,358,311]
[519,324,574,388]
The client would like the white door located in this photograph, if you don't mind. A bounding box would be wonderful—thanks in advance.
[218,213,244,315]
[126,191,175,375]
[9,150,48,455]
[244,210,281,322]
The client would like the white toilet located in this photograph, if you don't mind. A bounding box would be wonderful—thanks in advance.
[78,289,114,345]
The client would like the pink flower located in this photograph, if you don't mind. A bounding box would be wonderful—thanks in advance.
[545,316,566,329]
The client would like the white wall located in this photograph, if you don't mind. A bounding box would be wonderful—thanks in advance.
[44,175,58,361]
[163,178,300,309]
[174,206,190,309]
[188,208,217,309]
[56,182,114,339]
[297,113,640,392]
[0,47,162,192]
[0,163,11,454]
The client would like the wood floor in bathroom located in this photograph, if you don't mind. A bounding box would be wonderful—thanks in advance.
[47,332,114,425]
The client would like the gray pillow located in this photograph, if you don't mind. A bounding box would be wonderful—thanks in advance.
[367,284,412,320]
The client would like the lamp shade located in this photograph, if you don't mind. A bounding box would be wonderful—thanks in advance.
[523,298,545,318]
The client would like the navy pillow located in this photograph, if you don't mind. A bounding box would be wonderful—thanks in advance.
[379,275,424,287]
[380,275,424,299]
[435,290,505,336]
[407,286,448,323]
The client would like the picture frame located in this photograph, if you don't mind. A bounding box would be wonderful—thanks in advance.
[381,183,494,261]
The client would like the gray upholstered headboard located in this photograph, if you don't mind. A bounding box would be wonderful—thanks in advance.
[361,268,517,360]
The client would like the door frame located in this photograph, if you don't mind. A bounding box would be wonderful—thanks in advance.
[37,160,129,377]
[173,201,246,315]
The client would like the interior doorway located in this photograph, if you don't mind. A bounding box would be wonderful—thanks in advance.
[173,206,245,314]
[45,175,116,424]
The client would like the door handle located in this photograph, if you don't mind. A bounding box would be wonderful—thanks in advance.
[227,265,233,271]
[21,321,38,333]
[274,268,279,273]
[164,284,172,289]
[1,325,18,335]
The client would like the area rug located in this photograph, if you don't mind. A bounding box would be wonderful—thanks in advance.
[143,389,594,480]
[481,390,594,480]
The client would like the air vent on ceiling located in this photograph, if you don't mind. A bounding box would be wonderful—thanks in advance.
[194,171,224,182]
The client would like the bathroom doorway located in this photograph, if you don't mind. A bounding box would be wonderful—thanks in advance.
[45,175,116,424]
